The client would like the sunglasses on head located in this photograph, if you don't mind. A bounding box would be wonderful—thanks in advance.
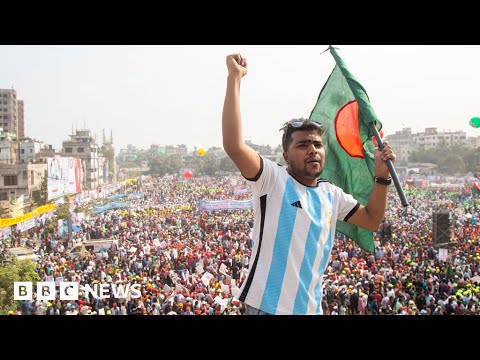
[280,119,324,131]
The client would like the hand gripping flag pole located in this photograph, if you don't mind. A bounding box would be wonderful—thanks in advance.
[371,123,408,207]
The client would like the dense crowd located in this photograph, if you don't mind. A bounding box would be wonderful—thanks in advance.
[2,175,480,315]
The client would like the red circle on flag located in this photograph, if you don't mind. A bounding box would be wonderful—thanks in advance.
[335,100,364,158]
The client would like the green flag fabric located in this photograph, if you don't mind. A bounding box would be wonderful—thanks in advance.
[473,183,480,195]
[309,46,382,253]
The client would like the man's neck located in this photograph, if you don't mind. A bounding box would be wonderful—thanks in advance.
[286,168,318,187]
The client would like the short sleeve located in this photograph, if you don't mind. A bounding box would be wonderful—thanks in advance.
[243,155,280,196]
[336,187,360,222]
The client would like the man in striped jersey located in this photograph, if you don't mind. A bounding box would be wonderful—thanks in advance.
[222,53,396,315]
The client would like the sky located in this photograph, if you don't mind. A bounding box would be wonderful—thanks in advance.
[1,45,480,153]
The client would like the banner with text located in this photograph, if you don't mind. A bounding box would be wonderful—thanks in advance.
[198,199,253,212]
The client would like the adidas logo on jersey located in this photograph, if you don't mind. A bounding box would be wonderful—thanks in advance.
[291,201,302,209]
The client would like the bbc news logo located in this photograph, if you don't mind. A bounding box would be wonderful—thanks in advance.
[14,282,142,300]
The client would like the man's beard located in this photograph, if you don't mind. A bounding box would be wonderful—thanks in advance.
[288,159,321,180]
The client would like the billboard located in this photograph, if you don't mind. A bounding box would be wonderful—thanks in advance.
[47,156,82,201]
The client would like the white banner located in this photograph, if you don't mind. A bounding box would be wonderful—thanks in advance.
[233,187,251,195]
[0,227,11,239]
[218,263,227,275]
[198,199,253,212]
[439,248,448,262]
[16,218,36,233]
[169,270,181,284]
[201,271,214,287]
[47,156,82,200]
[221,284,230,294]
[214,296,227,307]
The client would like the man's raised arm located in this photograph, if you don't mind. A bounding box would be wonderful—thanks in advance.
[222,53,261,179]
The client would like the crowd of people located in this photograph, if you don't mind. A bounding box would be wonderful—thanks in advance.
[2,175,480,315]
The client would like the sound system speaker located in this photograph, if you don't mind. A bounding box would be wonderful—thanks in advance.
[432,211,451,245]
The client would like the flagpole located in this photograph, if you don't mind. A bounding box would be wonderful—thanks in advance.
[371,124,409,207]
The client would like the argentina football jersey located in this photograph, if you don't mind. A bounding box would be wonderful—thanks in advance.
[239,156,359,315]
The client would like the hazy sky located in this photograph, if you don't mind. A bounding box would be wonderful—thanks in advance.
[1,45,479,152]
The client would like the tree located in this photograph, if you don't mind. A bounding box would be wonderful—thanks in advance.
[197,152,219,176]
[219,155,238,173]
[32,176,48,205]
[0,260,40,314]
[463,148,480,173]
[55,195,70,221]
[148,154,183,176]
[409,147,442,164]
[439,154,466,175]
[408,144,478,174]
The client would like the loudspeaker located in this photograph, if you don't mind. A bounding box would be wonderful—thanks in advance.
[433,211,451,245]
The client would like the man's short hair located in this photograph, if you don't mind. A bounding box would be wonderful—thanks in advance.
[280,118,325,152]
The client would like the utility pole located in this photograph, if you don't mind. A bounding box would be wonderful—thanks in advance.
[67,206,72,247]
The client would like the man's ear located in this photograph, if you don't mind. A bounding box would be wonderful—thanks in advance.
[283,151,288,163]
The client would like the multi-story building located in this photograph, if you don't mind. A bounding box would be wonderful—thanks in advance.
[467,136,480,148]
[118,144,140,162]
[165,144,188,156]
[19,139,42,164]
[386,127,469,163]
[119,143,188,163]
[0,163,47,201]
[146,144,165,160]
[0,128,19,165]
[0,89,19,137]
[62,129,106,190]
[245,140,274,156]
[414,127,467,149]
[17,100,24,138]
[35,144,59,163]
[384,128,419,164]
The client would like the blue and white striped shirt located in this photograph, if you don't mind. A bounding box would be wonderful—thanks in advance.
[239,156,358,315]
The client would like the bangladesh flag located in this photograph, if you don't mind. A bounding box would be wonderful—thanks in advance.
[473,182,480,195]
[309,46,382,253]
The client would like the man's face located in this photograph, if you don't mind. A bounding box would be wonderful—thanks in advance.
[283,130,325,185]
